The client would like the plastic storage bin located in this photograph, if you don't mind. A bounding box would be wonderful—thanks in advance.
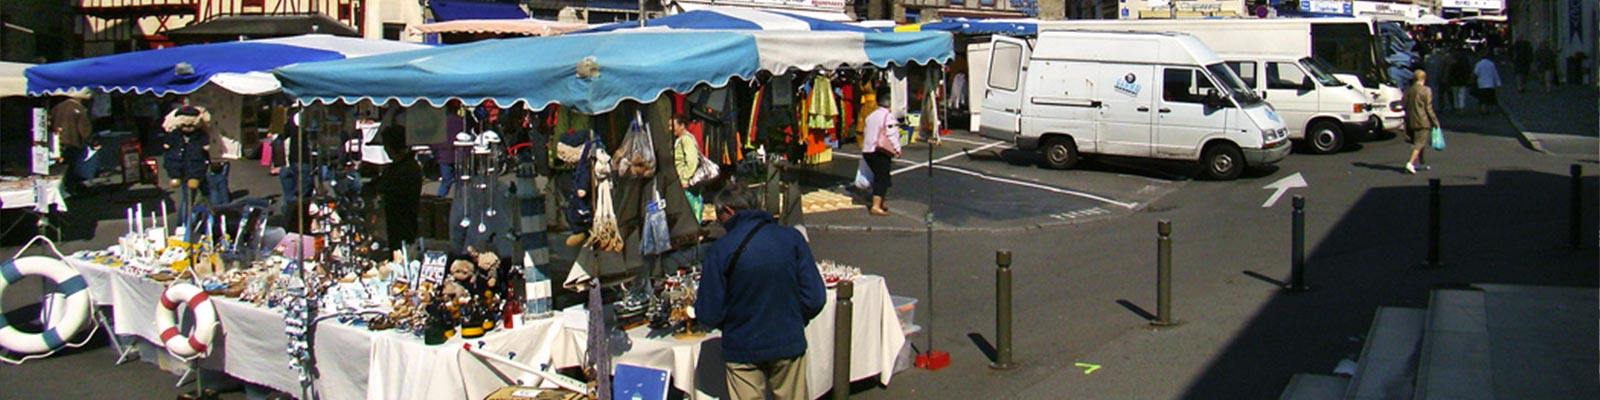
[891,295,917,332]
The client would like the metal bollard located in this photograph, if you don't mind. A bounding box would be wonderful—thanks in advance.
[1153,220,1175,326]
[1289,196,1309,292]
[1425,179,1443,268]
[991,250,1016,370]
[1572,164,1584,249]
[832,280,853,400]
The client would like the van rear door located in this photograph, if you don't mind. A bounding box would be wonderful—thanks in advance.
[979,36,1030,141]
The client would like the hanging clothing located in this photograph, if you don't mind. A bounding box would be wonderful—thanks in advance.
[806,74,838,130]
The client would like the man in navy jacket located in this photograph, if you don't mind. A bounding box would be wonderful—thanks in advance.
[697,186,826,400]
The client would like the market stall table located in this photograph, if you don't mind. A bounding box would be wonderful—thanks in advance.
[549,275,906,399]
[63,257,907,399]
[65,257,591,399]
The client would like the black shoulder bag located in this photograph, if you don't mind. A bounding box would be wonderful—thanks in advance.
[723,221,772,280]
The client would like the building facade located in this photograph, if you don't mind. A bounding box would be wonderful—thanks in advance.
[0,0,76,62]
[1116,0,1249,19]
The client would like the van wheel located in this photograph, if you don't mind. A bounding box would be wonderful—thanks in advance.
[1201,144,1244,180]
[1306,120,1344,154]
[1040,137,1079,170]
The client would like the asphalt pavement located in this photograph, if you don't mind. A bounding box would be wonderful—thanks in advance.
[2,105,1596,399]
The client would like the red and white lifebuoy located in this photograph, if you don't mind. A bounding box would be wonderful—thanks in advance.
[0,256,92,356]
[154,283,218,359]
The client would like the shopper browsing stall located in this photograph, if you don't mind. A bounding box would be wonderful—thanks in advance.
[670,114,703,221]
[697,186,826,400]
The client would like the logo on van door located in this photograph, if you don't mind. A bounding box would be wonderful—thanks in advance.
[1114,73,1141,97]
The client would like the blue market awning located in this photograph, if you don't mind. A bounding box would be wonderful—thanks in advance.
[583,8,871,33]
[26,34,430,96]
[429,0,529,22]
[892,18,1038,35]
[275,30,953,114]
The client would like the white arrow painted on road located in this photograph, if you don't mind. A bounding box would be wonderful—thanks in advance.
[1261,173,1307,208]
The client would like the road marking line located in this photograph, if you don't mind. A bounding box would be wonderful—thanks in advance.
[938,136,1003,146]
[832,149,1137,209]
[930,165,1137,209]
[890,141,1007,176]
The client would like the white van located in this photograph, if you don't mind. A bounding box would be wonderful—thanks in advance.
[1220,54,1376,154]
[980,31,1291,180]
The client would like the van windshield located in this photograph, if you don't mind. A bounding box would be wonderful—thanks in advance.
[1299,57,1345,87]
[1205,63,1261,106]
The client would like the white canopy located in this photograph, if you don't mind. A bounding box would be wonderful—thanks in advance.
[0,62,31,97]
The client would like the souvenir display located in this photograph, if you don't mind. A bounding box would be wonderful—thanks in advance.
[816,259,862,288]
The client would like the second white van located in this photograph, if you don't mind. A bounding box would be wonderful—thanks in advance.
[1220,54,1378,154]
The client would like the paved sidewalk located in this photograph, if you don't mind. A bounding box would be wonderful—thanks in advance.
[1497,85,1599,157]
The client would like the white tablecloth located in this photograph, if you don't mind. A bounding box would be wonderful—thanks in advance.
[66,258,905,400]
[0,177,66,212]
[549,275,906,399]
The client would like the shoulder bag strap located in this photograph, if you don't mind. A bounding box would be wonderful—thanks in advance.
[724,220,772,280]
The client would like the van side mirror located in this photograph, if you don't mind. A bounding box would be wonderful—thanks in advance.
[1204,89,1228,108]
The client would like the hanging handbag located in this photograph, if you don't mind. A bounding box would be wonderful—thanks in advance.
[686,152,720,187]
[1430,127,1445,151]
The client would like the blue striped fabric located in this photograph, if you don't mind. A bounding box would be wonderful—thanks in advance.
[40,328,63,349]
[56,275,88,297]
[0,260,21,284]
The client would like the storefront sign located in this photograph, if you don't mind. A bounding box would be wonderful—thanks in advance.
[1300,0,1353,16]
[1176,1,1224,12]
[1439,0,1502,10]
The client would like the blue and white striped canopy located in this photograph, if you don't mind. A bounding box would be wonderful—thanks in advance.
[582,8,870,33]
[275,30,952,114]
[26,34,430,96]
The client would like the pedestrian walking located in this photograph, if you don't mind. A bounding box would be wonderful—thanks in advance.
[861,93,900,216]
[429,100,466,197]
[1537,42,1558,92]
[1472,52,1502,114]
[1448,49,1474,112]
[1513,39,1532,93]
[50,89,95,196]
[1403,70,1441,174]
[696,186,826,400]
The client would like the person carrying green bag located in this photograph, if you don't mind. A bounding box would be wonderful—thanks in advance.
[1404,69,1442,174]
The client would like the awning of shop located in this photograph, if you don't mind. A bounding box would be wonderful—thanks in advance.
[274,30,953,114]
[670,1,853,22]
[26,34,431,96]
[407,18,592,36]
[429,0,530,22]
[886,18,1039,35]
[583,8,870,33]
[0,62,31,97]
[164,14,360,44]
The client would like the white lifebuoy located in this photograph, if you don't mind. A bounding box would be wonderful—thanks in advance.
[154,283,218,359]
[0,256,93,355]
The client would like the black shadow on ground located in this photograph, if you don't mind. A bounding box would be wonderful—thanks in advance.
[1115,299,1157,322]
[1178,169,1600,399]
[1351,162,1409,174]
[967,332,998,363]
[1242,270,1289,288]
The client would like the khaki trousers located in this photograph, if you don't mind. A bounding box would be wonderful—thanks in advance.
[726,354,808,400]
